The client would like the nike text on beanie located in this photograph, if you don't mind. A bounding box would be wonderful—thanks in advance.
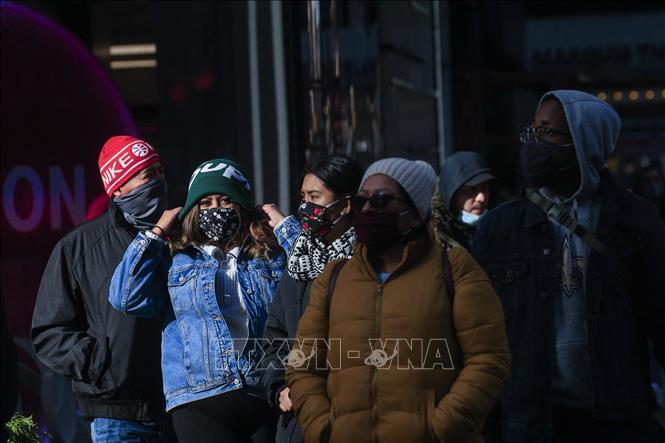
[98,135,161,196]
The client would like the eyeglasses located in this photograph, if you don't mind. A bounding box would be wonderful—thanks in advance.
[519,125,571,143]
[351,193,408,211]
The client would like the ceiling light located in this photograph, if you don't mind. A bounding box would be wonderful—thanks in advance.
[109,44,157,56]
[110,59,157,70]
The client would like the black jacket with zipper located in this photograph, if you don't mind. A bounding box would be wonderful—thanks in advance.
[31,201,165,421]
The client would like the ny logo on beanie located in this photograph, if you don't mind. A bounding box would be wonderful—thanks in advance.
[188,160,251,191]
[179,159,253,220]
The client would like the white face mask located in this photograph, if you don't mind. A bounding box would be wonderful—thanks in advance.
[458,209,486,226]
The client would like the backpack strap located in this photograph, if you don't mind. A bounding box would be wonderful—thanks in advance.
[326,259,348,310]
[525,188,612,257]
[525,188,627,280]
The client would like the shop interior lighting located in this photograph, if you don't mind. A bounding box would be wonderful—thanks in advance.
[595,88,664,103]
[109,44,157,56]
[110,59,157,70]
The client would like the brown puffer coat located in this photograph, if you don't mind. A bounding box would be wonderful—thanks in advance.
[285,227,510,443]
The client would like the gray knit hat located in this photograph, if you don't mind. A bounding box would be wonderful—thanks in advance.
[360,158,437,220]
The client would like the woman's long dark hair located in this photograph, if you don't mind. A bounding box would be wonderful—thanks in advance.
[170,202,279,258]
[303,154,363,198]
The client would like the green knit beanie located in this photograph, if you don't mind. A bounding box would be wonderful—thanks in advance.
[178,158,253,221]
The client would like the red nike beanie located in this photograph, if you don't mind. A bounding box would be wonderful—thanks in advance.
[98,135,161,196]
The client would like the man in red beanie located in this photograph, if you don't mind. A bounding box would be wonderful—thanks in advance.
[31,136,174,442]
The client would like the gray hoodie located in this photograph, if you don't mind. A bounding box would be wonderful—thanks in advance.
[538,90,621,407]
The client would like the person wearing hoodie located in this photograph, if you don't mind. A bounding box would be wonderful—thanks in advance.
[434,151,496,250]
[260,154,363,443]
[473,90,665,442]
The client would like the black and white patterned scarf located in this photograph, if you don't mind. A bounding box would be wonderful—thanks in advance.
[287,227,356,281]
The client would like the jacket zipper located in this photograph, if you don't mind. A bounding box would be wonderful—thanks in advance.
[371,282,383,443]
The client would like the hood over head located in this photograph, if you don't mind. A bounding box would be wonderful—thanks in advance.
[438,151,495,211]
[539,90,621,199]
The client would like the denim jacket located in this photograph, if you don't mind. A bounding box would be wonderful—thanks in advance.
[109,230,290,412]
[274,215,301,254]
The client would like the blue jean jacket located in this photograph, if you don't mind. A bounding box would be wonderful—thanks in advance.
[109,231,290,411]
[274,215,301,254]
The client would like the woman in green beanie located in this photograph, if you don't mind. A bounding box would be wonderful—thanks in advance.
[109,158,300,443]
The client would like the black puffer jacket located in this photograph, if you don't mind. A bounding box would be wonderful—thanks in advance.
[31,201,165,421]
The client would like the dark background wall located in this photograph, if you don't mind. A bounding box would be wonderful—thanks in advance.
[2,1,664,440]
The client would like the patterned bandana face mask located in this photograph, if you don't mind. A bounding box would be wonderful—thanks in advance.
[297,199,343,237]
[198,208,240,242]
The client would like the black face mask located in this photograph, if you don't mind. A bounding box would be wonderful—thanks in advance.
[199,208,240,242]
[520,139,578,189]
